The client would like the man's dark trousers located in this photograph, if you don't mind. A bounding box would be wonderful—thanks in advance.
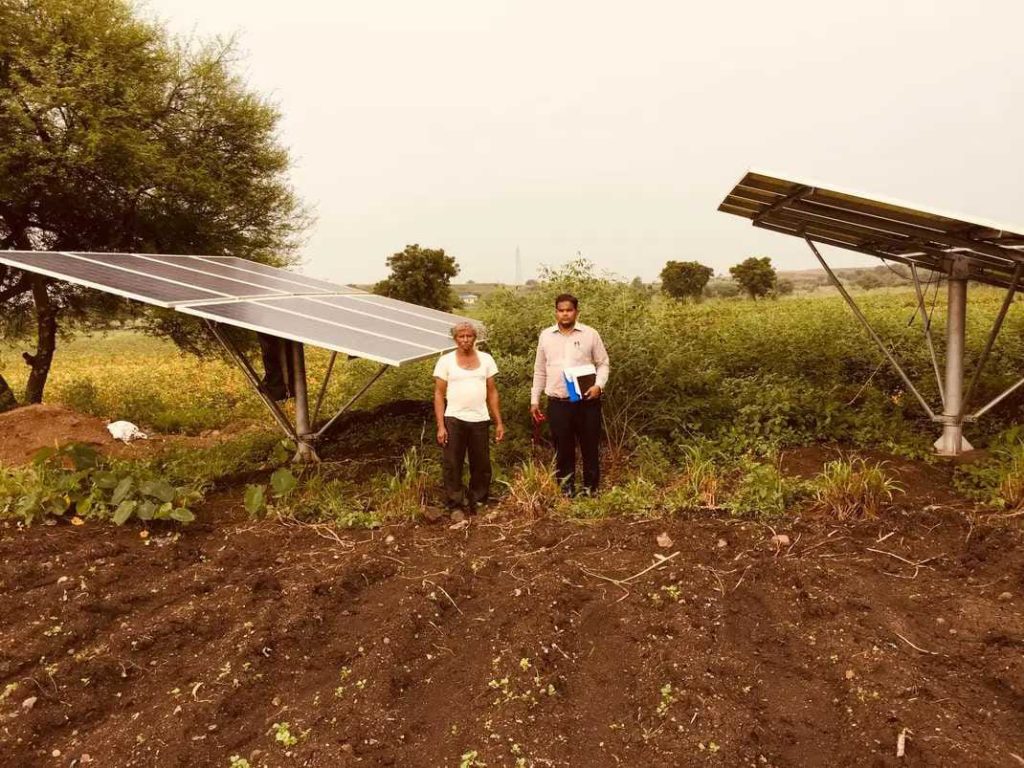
[442,417,492,507]
[547,398,601,494]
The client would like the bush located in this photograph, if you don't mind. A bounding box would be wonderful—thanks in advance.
[725,460,807,518]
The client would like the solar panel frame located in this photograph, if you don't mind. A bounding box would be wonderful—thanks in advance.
[718,169,1024,289]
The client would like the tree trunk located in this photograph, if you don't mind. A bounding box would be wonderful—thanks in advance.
[0,374,16,412]
[23,277,58,404]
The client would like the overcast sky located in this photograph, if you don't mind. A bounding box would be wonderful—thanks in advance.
[144,0,1024,285]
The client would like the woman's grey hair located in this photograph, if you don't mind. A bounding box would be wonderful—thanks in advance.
[450,321,478,340]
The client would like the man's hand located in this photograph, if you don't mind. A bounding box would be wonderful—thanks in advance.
[495,422,505,442]
[529,404,545,423]
[436,425,448,446]
[583,385,602,400]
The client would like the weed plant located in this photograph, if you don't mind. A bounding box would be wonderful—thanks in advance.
[811,457,903,519]
[501,459,565,518]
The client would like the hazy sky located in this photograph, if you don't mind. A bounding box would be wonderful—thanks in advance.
[145,0,1024,285]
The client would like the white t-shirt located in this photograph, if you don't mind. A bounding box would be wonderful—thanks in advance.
[433,350,498,423]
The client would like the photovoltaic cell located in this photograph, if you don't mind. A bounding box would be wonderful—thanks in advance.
[198,256,349,293]
[179,300,432,365]
[133,254,321,296]
[320,295,457,335]
[71,252,284,298]
[261,297,454,349]
[0,251,219,305]
[342,294,465,331]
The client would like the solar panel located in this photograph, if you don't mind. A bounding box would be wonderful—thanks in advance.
[718,170,1024,288]
[179,299,434,365]
[0,250,220,305]
[0,250,469,365]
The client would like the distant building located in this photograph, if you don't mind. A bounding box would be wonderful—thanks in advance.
[459,293,479,306]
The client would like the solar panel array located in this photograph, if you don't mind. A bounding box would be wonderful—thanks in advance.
[719,170,1024,289]
[0,251,466,366]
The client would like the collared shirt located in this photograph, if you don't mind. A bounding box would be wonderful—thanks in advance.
[531,322,610,404]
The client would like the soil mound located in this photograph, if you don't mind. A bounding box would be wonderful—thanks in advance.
[0,403,180,466]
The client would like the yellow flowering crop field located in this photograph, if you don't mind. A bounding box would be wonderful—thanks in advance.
[0,330,343,434]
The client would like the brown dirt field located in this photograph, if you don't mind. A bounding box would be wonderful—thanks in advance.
[2,503,1023,767]
[0,404,216,466]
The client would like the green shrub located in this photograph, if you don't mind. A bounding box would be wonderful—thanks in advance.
[725,460,807,518]
[0,443,201,525]
[955,437,1024,510]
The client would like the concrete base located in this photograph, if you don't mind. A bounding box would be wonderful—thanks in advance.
[933,433,974,457]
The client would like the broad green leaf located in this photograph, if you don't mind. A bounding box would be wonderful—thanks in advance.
[270,468,297,498]
[137,501,157,520]
[92,471,119,490]
[111,477,134,505]
[244,484,266,516]
[170,507,195,523]
[76,495,93,517]
[140,479,175,503]
[67,444,99,470]
[112,500,137,525]
[31,447,57,466]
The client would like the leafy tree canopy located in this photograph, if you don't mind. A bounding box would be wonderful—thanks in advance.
[729,257,777,300]
[0,0,309,401]
[374,244,460,311]
[660,260,714,300]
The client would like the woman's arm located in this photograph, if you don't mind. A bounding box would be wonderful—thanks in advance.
[486,376,504,442]
[434,377,449,445]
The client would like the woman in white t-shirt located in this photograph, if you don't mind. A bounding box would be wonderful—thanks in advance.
[433,321,504,515]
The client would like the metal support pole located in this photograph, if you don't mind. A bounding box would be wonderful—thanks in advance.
[205,321,300,442]
[805,238,937,420]
[290,341,318,463]
[934,259,973,455]
[311,351,338,425]
[973,373,1024,420]
[909,263,945,408]
[315,363,390,439]
[960,262,1023,417]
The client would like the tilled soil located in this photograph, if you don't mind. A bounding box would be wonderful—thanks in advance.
[1,506,1022,767]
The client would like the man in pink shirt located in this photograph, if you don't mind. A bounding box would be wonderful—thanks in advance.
[529,294,610,495]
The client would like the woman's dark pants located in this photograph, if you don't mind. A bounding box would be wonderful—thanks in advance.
[442,417,492,507]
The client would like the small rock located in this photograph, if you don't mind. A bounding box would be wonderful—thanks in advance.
[22,696,37,710]
[771,534,791,547]
[997,591,1013,602]
[52,749,61,758]
[936,617,946,625]
[80,755,93,764]
[716,538,728,549]
[656,532,673,548]
[384,534,396,545]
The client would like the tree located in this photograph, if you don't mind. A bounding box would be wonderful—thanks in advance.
[729,257,777,299]
[659,260,714,300]
[0,0,309,402]
[374,244,460,311]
